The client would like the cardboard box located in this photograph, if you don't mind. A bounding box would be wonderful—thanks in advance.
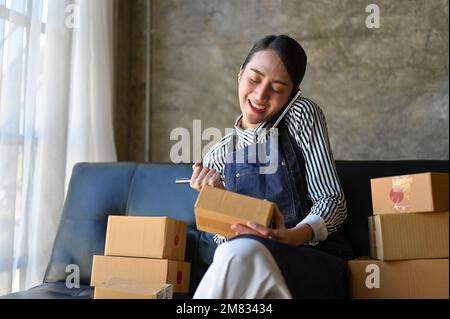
[371,172,448,215]
[368,212,448,260]
[94,278,173,299]
[104,216,187,261]
[348,257,449,299]
[194,186,275,238]
[90,255,190,293]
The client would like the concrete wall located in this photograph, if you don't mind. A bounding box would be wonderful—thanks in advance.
[114,0,150,161]
[116,0,449,162]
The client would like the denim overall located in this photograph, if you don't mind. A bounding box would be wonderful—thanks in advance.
[224,123,310,228]
[223,119,352,298]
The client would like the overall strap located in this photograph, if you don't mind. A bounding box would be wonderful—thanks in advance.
[279,123,312,218]
[225,131,237,162]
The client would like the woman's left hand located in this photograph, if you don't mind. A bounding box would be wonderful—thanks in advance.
[230,206,291,245]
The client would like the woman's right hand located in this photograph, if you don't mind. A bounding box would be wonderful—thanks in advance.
[190,161,224,192]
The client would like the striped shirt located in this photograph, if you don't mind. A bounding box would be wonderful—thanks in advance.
[203,96,347,245]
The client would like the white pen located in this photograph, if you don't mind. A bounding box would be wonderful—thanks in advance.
[175,178,191,184]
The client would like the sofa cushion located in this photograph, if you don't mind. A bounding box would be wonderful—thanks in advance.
[125,163,198,227]
[1,282,92,299]
[44,162,138,285]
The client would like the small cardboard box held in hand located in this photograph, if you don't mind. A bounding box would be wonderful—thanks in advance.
[194,186,276,238]
[370,172,448,215]
[104,216,187,261]
[94,278,173,299]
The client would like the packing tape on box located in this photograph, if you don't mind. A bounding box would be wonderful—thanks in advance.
[390,175,412,212]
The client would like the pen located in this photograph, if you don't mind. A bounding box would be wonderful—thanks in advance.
[175,178,191,184]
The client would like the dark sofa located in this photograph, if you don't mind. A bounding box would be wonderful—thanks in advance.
[3,160,448,299]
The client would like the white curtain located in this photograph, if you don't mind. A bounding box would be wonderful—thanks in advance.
[0,0,116,295]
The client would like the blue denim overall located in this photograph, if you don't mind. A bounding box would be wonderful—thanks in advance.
[224,124,310,228]
[223,121,352,298]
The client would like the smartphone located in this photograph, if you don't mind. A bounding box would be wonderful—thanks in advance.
[257,89,302,143]
[271,89,302,129]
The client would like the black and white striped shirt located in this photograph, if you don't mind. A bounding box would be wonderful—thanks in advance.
[203,96,347,245]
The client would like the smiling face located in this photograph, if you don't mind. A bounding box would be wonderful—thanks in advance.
[238,49,294,130]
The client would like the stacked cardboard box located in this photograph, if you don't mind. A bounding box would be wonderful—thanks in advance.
[90,216,191,298]
[94,278,173,299]
[348,172,449,299]
[194,185,276,238]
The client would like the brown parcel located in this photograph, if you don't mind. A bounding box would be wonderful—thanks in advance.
[104,216,187,261]
[368,212,449,260]
[348,257,449,299]
[194,185,275,238]
[90,255,190,293]
[94,278,173,299]
[370,172,448,215]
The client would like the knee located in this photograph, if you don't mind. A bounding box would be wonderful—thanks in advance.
[213,238,263,262]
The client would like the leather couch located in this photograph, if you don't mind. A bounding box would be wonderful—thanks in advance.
[3,160,448,299]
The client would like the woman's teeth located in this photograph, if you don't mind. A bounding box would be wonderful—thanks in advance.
[249,100,266,110]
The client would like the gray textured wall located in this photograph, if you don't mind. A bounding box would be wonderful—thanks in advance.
[114,0,150,161]
[136,0,449,162]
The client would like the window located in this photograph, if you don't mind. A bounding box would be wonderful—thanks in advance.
[0,0,48,293]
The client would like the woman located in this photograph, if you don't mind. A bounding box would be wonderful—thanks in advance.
[190,35,353,299]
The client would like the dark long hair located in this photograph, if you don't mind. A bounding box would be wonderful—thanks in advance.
[242,35,307,94]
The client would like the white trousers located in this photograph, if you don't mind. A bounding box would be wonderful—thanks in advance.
[193,238,292,299]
